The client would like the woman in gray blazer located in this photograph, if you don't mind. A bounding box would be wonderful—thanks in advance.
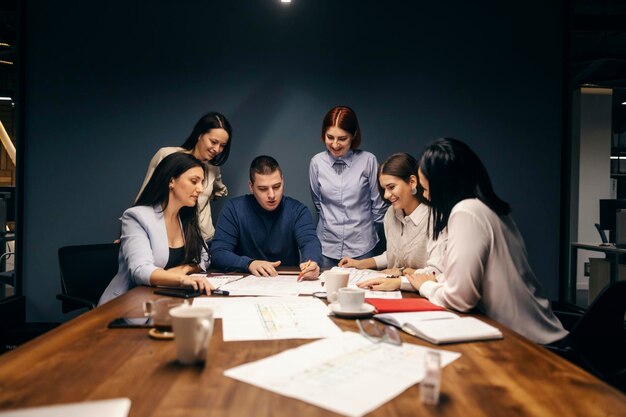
[99,153,211,305]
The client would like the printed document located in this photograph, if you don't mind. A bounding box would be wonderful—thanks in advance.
[220,296,342,341]
[225,331,460,417]
[197,274,324,297]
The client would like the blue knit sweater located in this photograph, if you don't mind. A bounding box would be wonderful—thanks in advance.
[210,195,322,272]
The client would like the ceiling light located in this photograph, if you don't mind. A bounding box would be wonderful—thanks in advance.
[0,97,12,101]
[622,101,626,105]
[281,0,291,3]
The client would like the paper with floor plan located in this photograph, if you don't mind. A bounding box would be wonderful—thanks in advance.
[220,296,341,341]
[203,274,324,296]
[192,294,334,320]
[324,267,403,299]
[195,274,244,289]
[224,331,461,417]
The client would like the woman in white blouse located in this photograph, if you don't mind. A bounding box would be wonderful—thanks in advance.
[340,153,441,277]
[138,112,232,242]
[358,138,567,344]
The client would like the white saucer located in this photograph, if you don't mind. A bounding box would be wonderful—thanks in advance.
[328,302,376,318]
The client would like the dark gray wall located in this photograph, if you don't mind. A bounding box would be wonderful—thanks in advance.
[24,0,565,322]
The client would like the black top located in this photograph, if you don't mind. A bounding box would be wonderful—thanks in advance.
[165,246,185,269]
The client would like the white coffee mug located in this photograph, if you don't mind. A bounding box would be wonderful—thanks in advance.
[170,305,214,365]
[338,287,366,311]
[324,271,350,303]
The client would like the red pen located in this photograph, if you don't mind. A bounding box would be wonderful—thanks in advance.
[297,260,312,282]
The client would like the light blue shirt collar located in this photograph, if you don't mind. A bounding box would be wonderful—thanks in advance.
[326,149,355,167]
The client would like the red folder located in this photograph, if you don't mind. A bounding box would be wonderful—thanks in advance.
[366,298,445,313]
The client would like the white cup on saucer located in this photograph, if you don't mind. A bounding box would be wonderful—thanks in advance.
[324,271,350,303]
[337,287,366,312]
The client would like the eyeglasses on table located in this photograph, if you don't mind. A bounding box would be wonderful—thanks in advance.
[357,319,402,346]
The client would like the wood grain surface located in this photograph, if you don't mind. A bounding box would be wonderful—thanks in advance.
[0,285,625,417]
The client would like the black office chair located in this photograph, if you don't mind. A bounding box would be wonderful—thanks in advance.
[594,223,609,244]
[551,281,626,393]
[550,300,587,332]
[56,243,120,313]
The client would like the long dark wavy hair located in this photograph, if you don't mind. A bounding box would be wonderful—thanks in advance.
[136,152,209,264]
[419,138,510,240]
[180,111,232,167]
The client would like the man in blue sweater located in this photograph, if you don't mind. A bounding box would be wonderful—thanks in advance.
[211,155,322,279]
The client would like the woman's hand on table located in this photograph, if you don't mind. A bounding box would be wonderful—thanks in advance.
[180,275,213,294]
[339,257,365,269]
[357,277,401,291]
[406,273,436,292]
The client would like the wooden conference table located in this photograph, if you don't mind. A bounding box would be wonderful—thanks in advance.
[0,286,625,416]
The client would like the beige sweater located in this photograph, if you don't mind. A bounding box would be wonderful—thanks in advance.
[373,204,431,269]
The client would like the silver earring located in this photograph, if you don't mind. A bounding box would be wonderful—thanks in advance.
[411,187,417,195]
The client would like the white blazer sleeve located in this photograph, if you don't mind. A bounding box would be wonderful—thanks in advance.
[120,210,160,286]
[419,208,489,312]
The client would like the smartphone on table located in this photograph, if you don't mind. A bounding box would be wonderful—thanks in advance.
[108,317,153,328]
[153,287,203,299]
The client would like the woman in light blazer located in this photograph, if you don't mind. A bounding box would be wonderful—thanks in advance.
[99,153,211,305]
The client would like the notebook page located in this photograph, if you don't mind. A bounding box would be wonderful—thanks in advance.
[407,317,503,344]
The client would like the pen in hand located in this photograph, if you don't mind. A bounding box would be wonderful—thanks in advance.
[297,260,312,282]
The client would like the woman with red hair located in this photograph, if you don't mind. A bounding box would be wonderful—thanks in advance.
[309,106,387,267]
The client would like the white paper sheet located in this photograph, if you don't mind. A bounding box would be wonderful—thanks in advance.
[190,273,245,290]
[220,297,342,341]
[0,398,131,417]
[204,274,322,297]
[204,274,244,288]
[225,331,461,417]
[191,297,252,318]
[324,267,403,299]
